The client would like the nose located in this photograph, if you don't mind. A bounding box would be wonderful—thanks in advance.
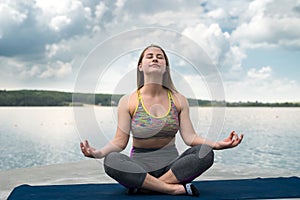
[152,57,158,62]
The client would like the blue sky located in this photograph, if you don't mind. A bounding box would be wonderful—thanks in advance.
[0,0,299,102]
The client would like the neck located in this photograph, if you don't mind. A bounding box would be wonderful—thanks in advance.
[140,83,166,96]
[144,75,163,86]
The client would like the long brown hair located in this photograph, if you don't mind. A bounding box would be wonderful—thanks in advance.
[136,44,177,92]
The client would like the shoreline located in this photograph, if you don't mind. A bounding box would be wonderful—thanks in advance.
[1,160,299,200]
[1,90,300,107]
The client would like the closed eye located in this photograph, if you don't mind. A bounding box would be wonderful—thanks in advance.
[145,53,164,59]
[157,54,164,59]
[146,54,153,59]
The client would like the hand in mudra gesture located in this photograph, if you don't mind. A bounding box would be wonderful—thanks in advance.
[214,131,244,150]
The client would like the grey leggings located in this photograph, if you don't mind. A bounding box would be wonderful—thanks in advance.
[104,144,214,188]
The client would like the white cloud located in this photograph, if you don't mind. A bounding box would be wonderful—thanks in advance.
[35,0,72,14]
[0,0,95,58]
[247,66,272,80]
[232,0,300,50]
[224,46,247,71]
[1,57,37,80]
[114,0,127,14]
[0,2,27,25]
[20,65,41,78]
[182,23,246,73]
[183,23,227,63]
[207,8,226,19]
[40,61,72,79]
[46,44,59,58]
[95,1,107,21]
[50,16,72,32]
[225,76,300,103]
[224,64,300,102]
[1,58,73,80]
[34,0,93,35]
[138,9,202,27]
[0,2,28,38]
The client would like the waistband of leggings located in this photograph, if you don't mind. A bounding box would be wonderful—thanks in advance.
[131,144,176,153]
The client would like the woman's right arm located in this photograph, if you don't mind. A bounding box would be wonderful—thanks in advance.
[173,93,243,150]
[80,94,132,159]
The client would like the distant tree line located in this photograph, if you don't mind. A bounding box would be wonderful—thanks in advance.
[185,98,300,107]
[226,101,300,107]
[0,90,122,106]
[0,90,299,107]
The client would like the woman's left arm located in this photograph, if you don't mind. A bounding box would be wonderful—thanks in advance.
[175,93,243,150]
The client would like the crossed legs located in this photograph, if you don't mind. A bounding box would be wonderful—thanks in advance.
[104,144,214,195]
[140,171,183,195]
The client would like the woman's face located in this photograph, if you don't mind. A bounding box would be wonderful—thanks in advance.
[139,47,167,76]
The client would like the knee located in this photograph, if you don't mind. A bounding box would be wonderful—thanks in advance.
[206,147,214,167]
[197,144,214,167]
[103,152,121,172]
[103,152,122,179]
[104,152,119,164]
[103,152,146,188]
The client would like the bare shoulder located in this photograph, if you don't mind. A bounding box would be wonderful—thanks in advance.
[171,91,189,112]
[118,91,138,115]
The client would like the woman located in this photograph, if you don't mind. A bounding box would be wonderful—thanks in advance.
[80,44,243,196]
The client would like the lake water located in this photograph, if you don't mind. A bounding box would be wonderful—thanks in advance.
[0,107,300,175]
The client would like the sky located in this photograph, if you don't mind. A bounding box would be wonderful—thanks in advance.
[0,0,300,103]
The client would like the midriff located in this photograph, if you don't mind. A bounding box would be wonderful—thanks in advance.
[132,137,175,149]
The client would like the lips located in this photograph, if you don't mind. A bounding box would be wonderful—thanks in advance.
[149,64,160,68]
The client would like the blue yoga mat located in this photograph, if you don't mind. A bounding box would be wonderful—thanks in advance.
[8,177,300,200]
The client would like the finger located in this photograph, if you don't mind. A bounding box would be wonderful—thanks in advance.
[232,137,240,146]
[80,141,89,154]
[229,131,235,139]
[238,134,244,143]
[231,132,238,141]
[80,142,85,152]
[235,134,244,146]
[236,133,243,141]
[84,140,90,148]
[227,139,235,146]
[86,140,91,148]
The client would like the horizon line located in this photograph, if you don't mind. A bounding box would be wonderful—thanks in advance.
[1,88,299,104]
